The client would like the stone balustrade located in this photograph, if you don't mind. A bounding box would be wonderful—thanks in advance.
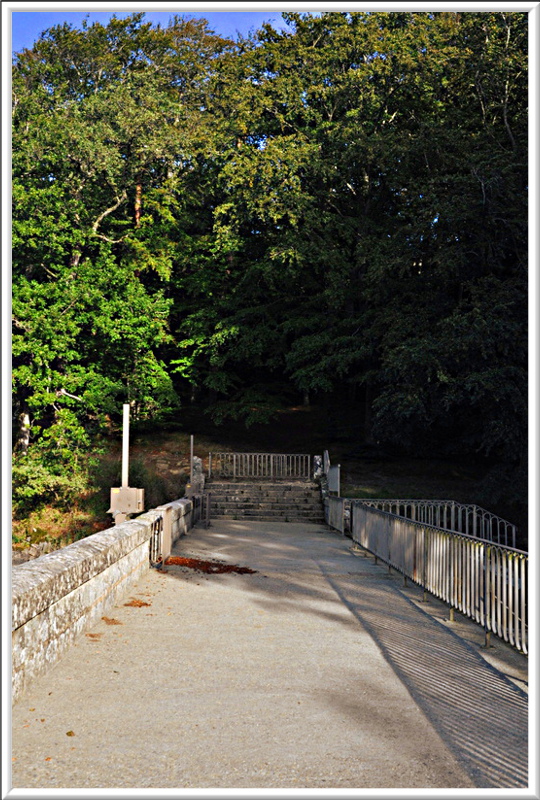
[12,497,196,703]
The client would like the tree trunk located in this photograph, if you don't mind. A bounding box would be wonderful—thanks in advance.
[16,411,31,454]
[134,182,142,228]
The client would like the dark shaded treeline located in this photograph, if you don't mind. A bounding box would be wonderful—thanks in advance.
[12,12,527,515]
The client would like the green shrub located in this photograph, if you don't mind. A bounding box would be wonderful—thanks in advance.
[12,452,89,517]
[89,456,176,516]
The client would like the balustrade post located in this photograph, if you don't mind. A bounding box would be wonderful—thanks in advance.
[483,545,492,648]
[422,527,428,602]
[205,493,211,528]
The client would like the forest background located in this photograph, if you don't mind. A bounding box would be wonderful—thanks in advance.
[10,11,529,546]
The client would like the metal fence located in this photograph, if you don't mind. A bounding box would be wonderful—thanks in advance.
[351,502,528,653]
[149,515,164,567]
[361,499,517,548]
[208,452,312,480]
[325,496,350,534]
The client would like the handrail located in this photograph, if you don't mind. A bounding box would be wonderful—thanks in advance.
[326,495,350,533]
[361,499,517,548]
[208,452,312,480]
[349,501,527,653]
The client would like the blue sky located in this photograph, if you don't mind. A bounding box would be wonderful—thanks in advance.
[11,10,299,55]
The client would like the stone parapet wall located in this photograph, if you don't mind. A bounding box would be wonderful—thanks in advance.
[12,497,195,704]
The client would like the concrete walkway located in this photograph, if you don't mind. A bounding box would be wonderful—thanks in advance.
[11,520,528,790]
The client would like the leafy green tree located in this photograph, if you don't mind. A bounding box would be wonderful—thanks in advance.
[166,11,527,505]
[12,14,232,511]
[12,10,527,516]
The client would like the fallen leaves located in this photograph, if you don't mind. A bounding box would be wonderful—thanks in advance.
[85,633,102,640]
[124,598,151,607]
[102,616,122,625]
[164,556,257,574]
[66,731,75,737]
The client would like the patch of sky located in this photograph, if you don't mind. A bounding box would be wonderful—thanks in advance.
[11,11,301,56]
[246,135,268,151]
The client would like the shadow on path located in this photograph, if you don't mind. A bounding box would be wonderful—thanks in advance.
[174,522,528,788]
[318,565,528,788]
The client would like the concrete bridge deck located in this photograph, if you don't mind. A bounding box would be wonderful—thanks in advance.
[11,519,528,791]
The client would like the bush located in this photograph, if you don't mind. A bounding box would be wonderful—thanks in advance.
[12,453,89,517]
[88,456,176,517]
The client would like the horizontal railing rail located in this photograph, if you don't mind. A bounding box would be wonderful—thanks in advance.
[350,502,527,654]
[361,499,517,548]
[208,452,312,480]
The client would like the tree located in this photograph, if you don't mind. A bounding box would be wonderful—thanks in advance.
[165,11,527,505]
[12,14,233,510]
[12,11,527,514]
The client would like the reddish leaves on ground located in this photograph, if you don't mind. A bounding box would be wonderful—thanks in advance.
[124,598,151,607]
[164,556,257,575]
[102,616,122,625]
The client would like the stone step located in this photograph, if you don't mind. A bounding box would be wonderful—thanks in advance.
[205,480,324,524]
[205,482,319,492]
[211,501,323,511]
[211,513,326,523]
[211,508,325,520]
[208,489,321,498]
[210,499,321,507]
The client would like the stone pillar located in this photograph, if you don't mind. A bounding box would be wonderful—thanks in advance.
[186,456,205,497]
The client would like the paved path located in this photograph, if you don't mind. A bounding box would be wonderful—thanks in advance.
[11,520,528,790]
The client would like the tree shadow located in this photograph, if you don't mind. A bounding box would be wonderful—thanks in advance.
[165,521,528,788]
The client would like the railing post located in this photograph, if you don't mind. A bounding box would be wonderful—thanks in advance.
[205,493,211,529]
[483,545,492,648]
[422,526,428,602]
[208,453,212,480]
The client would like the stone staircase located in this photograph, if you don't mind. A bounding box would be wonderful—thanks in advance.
[206,481,325,523]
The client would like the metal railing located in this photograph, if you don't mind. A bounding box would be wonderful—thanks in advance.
[149,515,164,567]
[208,452,312,480]
[361,499,517,548]
[190,494,202,526]
[351,502,527,653]
[325,496,350,534]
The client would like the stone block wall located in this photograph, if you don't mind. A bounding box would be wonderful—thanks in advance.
[12,498,196,704]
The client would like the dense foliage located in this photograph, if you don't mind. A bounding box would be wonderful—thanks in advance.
[12,12,527,512]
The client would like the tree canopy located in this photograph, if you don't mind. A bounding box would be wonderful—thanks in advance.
[12,11,527,512]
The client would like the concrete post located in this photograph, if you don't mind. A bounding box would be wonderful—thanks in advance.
[122,404,130,488]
